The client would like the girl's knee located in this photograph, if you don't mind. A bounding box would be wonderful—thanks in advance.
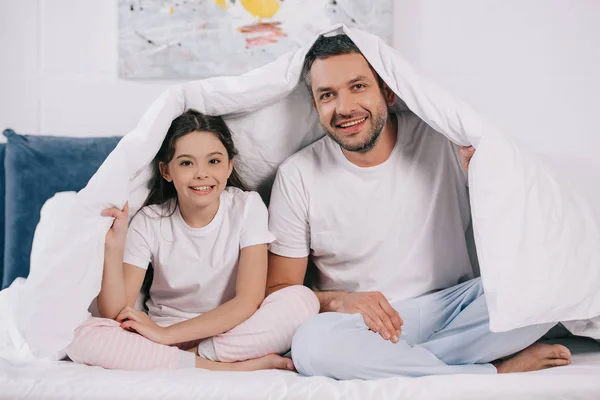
[265,285,319,318]
[66,319,125,366]
[291,285,320,315]
[66,329,105,365]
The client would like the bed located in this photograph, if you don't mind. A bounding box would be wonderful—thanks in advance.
[1,135,598,399]
[1,123,600,400]
[2,336,600,399]
[1,131,600,400]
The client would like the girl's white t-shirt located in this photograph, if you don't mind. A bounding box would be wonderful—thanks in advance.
[123,187,275,326]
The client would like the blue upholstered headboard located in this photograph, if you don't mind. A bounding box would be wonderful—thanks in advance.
[0,143,6,288]
[1,129,121,289]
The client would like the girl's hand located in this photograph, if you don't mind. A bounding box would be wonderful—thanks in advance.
[116,306,170,345]
[102,202,129,250]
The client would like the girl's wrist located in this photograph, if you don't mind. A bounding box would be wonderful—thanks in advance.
[162,325,178,345]
[104,245,125,261]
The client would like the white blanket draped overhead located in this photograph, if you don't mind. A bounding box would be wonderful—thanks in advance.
[2,24,599,361]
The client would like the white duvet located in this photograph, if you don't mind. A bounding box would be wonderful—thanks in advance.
[0,24,599,363]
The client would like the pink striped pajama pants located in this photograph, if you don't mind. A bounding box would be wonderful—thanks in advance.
[66,285,319,370]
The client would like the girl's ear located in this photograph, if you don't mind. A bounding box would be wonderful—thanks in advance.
[227,159,234,179]
[159,162,172,182]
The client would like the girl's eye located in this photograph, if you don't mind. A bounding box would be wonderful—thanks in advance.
[180,161,192,166]
[209,159,221,165]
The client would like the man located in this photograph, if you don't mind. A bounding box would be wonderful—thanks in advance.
[266,34,571,379]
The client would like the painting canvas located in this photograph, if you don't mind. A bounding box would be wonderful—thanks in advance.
[118,0,393,79]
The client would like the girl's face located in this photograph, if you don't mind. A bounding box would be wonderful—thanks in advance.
[160,131,233,210]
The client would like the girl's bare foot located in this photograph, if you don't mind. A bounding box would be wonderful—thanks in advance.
[494,343,571,373]
[233,354,295,371]
[195,353,295,372]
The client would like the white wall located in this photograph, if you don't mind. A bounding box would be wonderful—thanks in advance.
[0,0,182,138]
[394,0,600,164]
[1,0,599,166]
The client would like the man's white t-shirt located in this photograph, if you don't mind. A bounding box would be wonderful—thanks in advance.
[268,111,473,302]
[124,187,275,326]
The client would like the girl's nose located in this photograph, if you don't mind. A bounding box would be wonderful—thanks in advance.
[195,167,209,179]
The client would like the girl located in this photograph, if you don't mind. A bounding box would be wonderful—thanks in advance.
[66,110,319,371]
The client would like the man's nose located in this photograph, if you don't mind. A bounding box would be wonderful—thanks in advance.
[335,93,356,117]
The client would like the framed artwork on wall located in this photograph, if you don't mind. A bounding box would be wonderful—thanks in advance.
[118,0,393,79]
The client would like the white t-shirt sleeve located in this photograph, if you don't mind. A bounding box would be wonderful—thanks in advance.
[239,192,276,249]
[268,168,310,258]
[123,211,154,270]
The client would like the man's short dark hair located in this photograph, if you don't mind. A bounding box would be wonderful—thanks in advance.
[301,34,384,94]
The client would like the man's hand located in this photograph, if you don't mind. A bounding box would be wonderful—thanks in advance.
[460,146,476,172]
[329,291,403,343]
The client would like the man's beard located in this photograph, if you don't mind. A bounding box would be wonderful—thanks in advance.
[323,104,388,153]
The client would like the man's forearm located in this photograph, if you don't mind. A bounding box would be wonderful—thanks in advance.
[314,290,348,313]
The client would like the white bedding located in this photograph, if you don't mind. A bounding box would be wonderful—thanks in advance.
[2,337,600,400]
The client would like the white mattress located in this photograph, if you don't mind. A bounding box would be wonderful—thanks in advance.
[2,337,600,400]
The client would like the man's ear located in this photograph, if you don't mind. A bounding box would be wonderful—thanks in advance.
[159,162,172,182]
[383,83,396,106]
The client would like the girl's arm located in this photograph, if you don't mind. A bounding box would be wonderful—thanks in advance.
[163,243,268,345]
[97,258,146,320]
[96,203,147,320]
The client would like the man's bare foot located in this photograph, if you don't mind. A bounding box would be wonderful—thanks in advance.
[494,343,571,373]
[195,353,295,372]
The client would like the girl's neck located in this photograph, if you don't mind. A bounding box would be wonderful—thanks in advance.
[177,197,221,229]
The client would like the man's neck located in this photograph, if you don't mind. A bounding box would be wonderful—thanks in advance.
[341,113,398,168]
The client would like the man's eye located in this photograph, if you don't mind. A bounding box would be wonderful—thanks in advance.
[320,93,333,100]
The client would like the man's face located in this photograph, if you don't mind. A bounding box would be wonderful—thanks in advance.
[309,53,392,152]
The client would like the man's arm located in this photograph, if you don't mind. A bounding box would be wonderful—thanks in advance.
[266,252,403,342]
[459,145,475,172]
[266,252,348,312]
[266,253,308,296]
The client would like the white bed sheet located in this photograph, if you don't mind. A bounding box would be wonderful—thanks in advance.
[2,337,599,400]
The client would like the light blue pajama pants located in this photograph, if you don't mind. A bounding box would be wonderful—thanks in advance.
[291,278,555,379]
